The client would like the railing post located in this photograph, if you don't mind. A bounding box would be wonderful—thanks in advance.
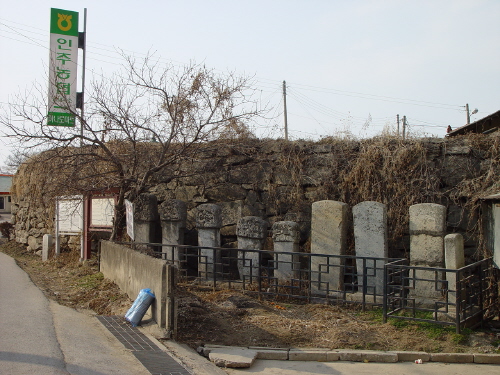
[212,247,217,290]
[383,262,388,323]
[258,250,262,300]
[455,268,461,334]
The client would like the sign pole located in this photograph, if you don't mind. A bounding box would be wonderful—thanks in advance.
[79,9,88,260]
[80,8,87,144]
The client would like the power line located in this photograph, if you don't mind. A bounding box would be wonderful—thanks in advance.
[0,17,465,113]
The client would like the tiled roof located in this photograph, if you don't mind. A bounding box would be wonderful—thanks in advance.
[0,175,12,194]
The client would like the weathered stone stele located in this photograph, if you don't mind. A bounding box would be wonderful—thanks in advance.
[272,221,300,281]
[133,193,159,245]
[310,200,349,293]
[42,234,53,262]
[159,199,187,265]
[445,233,465,298]
[196,204,222,278]
[236,216,267,280]
[353,201,388,295]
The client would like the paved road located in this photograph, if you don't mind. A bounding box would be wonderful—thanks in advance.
[0,251,151,375]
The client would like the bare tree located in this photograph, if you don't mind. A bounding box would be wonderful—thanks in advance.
[1,54,260,239]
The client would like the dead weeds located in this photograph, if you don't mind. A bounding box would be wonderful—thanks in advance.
[0,240,131,315]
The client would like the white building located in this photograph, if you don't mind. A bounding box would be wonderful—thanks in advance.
[0,174,13,215]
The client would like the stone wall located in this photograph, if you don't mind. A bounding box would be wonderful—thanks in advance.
[10,136,498,258]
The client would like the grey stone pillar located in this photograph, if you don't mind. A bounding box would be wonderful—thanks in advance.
[353,201,388,295]
[133,193,159,246]
[445,233,465,297]
[159,199,187,266]
[236,216,267,281]
[196,204,222,279]
[42,234,53,262]
[310,200,349,293]
[272,221,300,281]
[409,203,446,299]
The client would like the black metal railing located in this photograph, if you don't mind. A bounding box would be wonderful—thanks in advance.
[145,242,398,310]
[383,257,499,333]
[120,241,499,332]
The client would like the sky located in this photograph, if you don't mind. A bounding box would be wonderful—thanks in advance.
[0,0,499,169]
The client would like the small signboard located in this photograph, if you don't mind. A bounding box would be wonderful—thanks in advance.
[57,196,83,234]
[47,8,79,126]
[125,199,134,240]
[91,197,114,227]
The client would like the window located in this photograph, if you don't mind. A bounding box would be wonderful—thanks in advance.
[0,197,4,210]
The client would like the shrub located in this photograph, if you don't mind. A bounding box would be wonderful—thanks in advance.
[0,221,14,239]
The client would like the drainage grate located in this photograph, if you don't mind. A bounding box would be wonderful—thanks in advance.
[98,315,191,375]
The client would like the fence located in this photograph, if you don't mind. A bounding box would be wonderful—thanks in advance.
[126,242,499,333]
[384,257,499,333]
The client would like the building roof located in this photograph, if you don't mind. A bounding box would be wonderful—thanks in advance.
[0,175,13,194]
[481,193,500,201]
[447,110,500,137]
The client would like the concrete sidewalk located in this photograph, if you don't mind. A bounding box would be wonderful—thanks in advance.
[0,251,152,374]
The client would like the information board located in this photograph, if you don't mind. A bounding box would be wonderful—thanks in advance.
[91,197,114,227]
[57,196,83,234]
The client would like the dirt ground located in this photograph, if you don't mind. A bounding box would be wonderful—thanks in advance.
[1,240,499,354]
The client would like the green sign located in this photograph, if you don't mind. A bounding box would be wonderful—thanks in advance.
[50,8,79,36]
[47,8,79,127]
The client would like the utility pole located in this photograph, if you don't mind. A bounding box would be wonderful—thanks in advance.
[283,80,288,141]
[466,103,470,125]
[397,114,400,136]
[402,115,407,140]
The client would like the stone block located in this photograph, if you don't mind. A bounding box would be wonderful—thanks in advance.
[410,235,444,266]
[474,353,500,364]
[196,204,222,229]
[208,348,257,368]
[393,351,430,362]
[158,199,187,222]
[27,235,41,251]
[289,348,329,361]
[250,348,289,360]
[237,217,267,239]
[272,221,300,243]
[133,193,158,222]
[430,353,473,363]
[336,349,398,363]
[326,351,340,361]
[409,203,446,234]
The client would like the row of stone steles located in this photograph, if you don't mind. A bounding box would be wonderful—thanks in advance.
[132,195,465,300]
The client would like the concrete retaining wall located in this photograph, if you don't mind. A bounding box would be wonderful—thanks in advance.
[99,240,174,334]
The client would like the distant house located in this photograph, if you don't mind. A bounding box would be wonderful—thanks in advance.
[0,174,13,215]
[447,110,500,136]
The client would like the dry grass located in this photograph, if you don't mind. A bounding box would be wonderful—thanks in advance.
[176,286,500,353]
[0,240,131,315]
